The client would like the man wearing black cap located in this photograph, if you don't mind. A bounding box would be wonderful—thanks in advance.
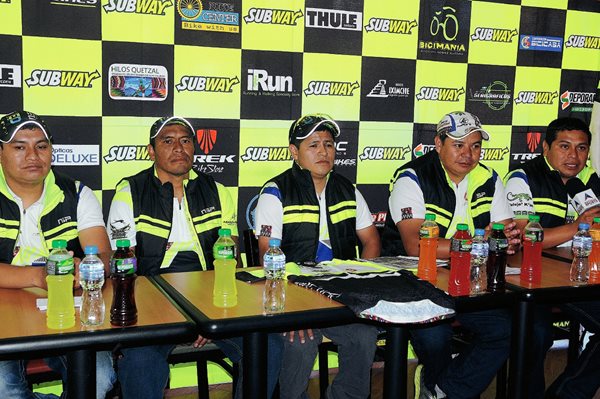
[0,111,115,398]
[254,114,381,399]
[505,117,600,398]
[107,116,282,399]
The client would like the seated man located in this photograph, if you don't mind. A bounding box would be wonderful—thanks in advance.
[254,114,381,399]
[381,111,518,398]
[0,111,115,398]
[107,116,282,399]
[505,117,600,398]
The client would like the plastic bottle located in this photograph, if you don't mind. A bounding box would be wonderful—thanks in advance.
[521,215,544,284]
[470,228,488,294]
[46,239,75,329]
[571,223,592,283]
[589,217,600,284]
[486,223,509,293]
[109,239,138,326]
[449,224,472,296]
[212,228,237,308]
[417,214,439,283]
[263,238,286,313]
[79,245,106,326]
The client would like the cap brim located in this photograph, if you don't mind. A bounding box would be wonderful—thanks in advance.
[294,119,340,141]
[150,117,195,139]
[0,121,52,143]
[446,127,490,141]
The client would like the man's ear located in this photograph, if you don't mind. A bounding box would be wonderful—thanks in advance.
[289,143,299,161]
[434,135,442,153]
[542,141,549,157]
[147,143,156,161]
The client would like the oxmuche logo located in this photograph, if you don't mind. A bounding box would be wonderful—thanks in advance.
[25,69,100,88]
[565,35,600,49]
[359,146,411,161]
[480,147,508,161]
[241,147,290,162]
[103,0,172,15]
[244,8,303,25]
[364,18,417,34]
[176,76,239,92]
[416,86,464,101]
[471,28,517,43]
[104,146,150,163]
[514,91,558,105]
[304,81,359,96]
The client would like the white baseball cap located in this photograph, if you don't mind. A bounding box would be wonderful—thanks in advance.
[436,111,490,141]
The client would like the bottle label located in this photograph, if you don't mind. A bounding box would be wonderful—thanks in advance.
[450,238,472,252]
[47,257,74,275]
[419,226,439,239]
[489,237,508,252]
[524,229,544,243]
[111,258,137,275]
[471,242,489,257]
[214,245,235,260]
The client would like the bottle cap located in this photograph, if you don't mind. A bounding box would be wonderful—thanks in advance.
[492,223,504,230]
[579,223,590,230]
[116,239,130,248]
[52,239,67,249]
[269,238,281,247]
[218,228,231,237]
[424,213,436,221]
[528,214,540,222]
[594,217,600,223]
[84,245,98,255]
[456,224,468,231]
[474,228,485,236]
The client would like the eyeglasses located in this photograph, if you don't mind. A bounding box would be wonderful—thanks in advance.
[291,114,340,141]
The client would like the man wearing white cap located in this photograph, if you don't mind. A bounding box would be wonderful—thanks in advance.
[381,111,519,398]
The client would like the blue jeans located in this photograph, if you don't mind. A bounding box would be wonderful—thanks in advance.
[546,300,600,399]
[0,351,115,399]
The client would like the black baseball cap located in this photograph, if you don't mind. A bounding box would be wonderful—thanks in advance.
[289,114,340,144]
[0,111,52,143]
[149,116,195,142]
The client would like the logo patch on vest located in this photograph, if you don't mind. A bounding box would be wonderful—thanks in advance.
[260,224,272,237]
[475,192,486,199]
[401,207,413,220]
[109,219,131,240]
[57,216,72,224]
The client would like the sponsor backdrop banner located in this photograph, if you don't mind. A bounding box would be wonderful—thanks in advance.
[0,0,599,256]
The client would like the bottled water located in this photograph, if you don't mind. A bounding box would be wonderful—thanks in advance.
[470,229,488,294]
[79,245,105,326]
[263,238,286,313]
[571,223,592,282]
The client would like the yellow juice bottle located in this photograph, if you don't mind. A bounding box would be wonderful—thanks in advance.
[212,229,237,308]
[46,240,75,329]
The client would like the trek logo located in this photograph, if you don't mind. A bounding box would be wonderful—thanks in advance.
[416,86,464,102]
[366,80,410,98]
[51,0,97,5]
[304,81,359,96]
[103,146,150,163]
[564,35,600,49]
[480,147,509,161]
[193,129,235,170]
[247,69,292,92]
[175,76,239,92]
[364,18,417,34]
[0,65,21,88]
[240,147,291,162]
[527,132,542,153]
[514,91,558,105]
[305,7,361,31]
[560,90,595,111]
[471,28,517,43]
[359,146,411,161]
[25,69,100,88]
[103,0,172,15]
[413,143,435,158]
[244,8,303,25]
[196,129,217,154]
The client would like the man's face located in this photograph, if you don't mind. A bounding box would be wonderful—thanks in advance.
[289,130,336,180]
[543,129,590,183]
[435,132,483,184]
[0,128,52,188]
[148,124,195,178]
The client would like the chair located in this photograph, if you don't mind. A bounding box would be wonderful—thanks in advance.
[26,358,62,389]
[243,229,260,267]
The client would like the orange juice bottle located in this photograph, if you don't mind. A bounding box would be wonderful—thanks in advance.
[417,214,439,283]
[589,217,600,284]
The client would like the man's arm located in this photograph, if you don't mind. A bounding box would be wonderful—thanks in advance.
[78,226,112,275]
[0,263,46,289]
[356,225,380,259]
[397,219,451,258]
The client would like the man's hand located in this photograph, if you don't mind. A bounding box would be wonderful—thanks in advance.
[575,207,600,226]
[502,221,521,255]
[283,329,314,344]
[193,334,211,348]
[71,252,82,289]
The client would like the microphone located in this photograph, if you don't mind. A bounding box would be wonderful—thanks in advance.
[566,177,600,214]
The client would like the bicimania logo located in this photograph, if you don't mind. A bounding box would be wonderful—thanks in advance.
[364,18,417,34]
[103,145,150,163]
[240,147,291,162]
[560,90,595,111]
[564,35,600,49]
[244,8,303,25]
[175,76,239,92]
[359,146,411,161]
[514,91,558,105]
[304,81,359,96]
[305,8,362,31]
[413,143,435,158]
[480,147,509,161]
[103,0,172,15]
[24,69,100,88]
[471,28,517,43]
[416,86,464,101]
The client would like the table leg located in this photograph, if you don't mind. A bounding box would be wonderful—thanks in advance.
[66,349,95,399]
[509,299,533,399]
[383,325,409,399]
[243,332,267,398]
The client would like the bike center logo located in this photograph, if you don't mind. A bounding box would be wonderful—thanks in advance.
[413,143,435,158]
[512,132,542,162]
[175,75,239,92]
[471,27,517,43]
[564,35,600,49]
[103,0,172,15]
[103,145,150,163]
[304,80,359,96]
[359,146,411,161]
[468,81,511,111]
[24,69,100,88]
[244,8,303,26]
[177,0,239,33]
[193,129,235,174]
[305,7,361,31]
[366,80,410,98]
[480,147,509,161]
[364,18,417,34]
[416,86,464,102]
[240,147,291,162]
[420,6,466,54]
[514,91,558,105]
[560,90,595,111]
[519,35,563,52]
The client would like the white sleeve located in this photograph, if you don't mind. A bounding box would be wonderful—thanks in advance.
[388,169,426,223]
[503,170,534,221]
[254,182,283,240]
[490,176,516,222]
[355,188,374,230]
[76,185,106,231]
[106,181,137,249]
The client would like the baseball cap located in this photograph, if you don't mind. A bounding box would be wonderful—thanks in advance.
[0,111,52,143]
[436,111,490,141]
[149,116,195,141]
[289,114,340,144]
